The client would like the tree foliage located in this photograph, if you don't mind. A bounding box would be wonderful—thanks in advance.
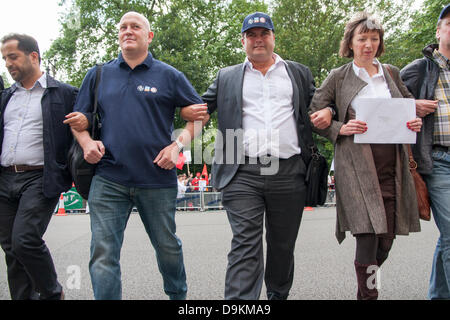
[45,0,267,92]
[272,0,413,85]
[383,0,447,69]
[1,72,11,88]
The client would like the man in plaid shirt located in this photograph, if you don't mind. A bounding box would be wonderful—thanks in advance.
[401,4,450,300]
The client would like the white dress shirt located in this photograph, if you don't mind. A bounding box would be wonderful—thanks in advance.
[242,54,301,158]
[1,73,46,166]
[352,59,392,99]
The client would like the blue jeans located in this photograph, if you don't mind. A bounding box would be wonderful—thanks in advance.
[426,150,450,299]
[88,175,187,300]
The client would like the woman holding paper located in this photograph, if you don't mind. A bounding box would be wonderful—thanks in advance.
[308,12,422,300]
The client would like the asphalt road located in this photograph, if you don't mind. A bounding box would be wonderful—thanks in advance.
[0,207,439,300]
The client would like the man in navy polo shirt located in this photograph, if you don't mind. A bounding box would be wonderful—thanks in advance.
[68,11,207,300]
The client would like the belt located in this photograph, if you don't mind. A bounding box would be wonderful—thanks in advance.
[244,154,301,165]
[433,145,450,153]
[2,165,44,173]
[245,155,276,164]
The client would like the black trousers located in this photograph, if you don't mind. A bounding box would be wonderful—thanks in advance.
[222,154,306,300]
[0,169,62,300]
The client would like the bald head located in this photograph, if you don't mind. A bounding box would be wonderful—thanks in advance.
[119,12,151,32]
[118,11,154,64]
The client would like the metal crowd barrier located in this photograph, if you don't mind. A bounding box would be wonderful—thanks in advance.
[56,186,335,215]
[175,187,336,212]
[176,189,224,211]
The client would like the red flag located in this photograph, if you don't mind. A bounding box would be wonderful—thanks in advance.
[176,152,186,170]
[201,164,208,184]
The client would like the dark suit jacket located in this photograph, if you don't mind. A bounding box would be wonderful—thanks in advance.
[400,44,441,175]
[0,75,78,198]
[202,60,316,190]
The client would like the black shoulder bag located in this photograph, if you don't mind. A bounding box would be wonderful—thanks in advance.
[67,64,103,200]
[286,61,329,207]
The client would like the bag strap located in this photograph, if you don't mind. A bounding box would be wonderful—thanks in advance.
[91,63,104,137]
[407,144,418,171]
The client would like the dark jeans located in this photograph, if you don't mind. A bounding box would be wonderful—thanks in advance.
[0,169,61,300]
[222,154,306,300]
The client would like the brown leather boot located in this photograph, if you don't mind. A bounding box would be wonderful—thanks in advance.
[354,260,379,300]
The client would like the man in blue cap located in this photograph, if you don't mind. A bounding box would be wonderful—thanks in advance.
[401,4,450,299]
[182,12,329,299]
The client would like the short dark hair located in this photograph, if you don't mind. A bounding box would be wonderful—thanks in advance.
[339,12,385,58]
[1,33,41,63]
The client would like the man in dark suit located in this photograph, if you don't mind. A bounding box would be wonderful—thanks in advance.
[0,76,4,91]
[182,12,330,300]
[0,34,77,300]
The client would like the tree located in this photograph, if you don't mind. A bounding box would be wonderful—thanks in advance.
[383,0,446,69]
[272,0,413,84]
[45,0,170,87]
[45,0,267,92]
[1,72,11,88]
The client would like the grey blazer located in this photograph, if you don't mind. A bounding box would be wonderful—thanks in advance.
[202,60,316,190]
[309,62,420,243]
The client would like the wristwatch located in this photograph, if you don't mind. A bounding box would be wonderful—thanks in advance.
[175,139,184,151]
[326,107,336,116]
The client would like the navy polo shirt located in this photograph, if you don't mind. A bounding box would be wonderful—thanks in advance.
[74,52,202,188]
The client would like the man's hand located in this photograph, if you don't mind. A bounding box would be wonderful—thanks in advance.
[310,108,333,129]
[64,112,89,131]
[180,103,208,122]
[339,119,367,136]
[154,142,179,170]
[415,99,439,118]
[81,139,105,164]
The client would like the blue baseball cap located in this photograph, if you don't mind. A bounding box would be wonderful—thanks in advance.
[241,12,275,33]
[439,4,450,22]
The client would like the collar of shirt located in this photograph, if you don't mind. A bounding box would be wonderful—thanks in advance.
[118,51,154,70]
[13,72,47,91]
[433,49,450,71]
[243,53,286,71]
[352,58,385,81]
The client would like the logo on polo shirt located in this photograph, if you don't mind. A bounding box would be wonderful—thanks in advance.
[137,85,158,93]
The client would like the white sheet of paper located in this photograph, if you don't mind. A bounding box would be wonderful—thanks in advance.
[352,98,416,144]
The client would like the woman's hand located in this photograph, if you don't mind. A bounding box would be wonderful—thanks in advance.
[339,119,367,136]
[407,118,422,132]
